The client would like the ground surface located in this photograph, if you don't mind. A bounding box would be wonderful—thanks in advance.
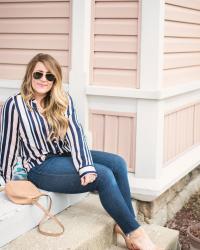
[165,190,200,250]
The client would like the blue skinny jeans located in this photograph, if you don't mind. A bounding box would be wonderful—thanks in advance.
[27,150,140,234]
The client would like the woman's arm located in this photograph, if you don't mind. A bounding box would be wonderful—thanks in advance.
[0,97,20,182]
[66,95,97,179]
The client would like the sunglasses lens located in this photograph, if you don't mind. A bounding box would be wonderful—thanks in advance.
[46,73,55,82]
[33,71,43,80]
[33,72,55,82]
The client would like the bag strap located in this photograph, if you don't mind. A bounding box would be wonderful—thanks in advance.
[34,194,65,237]
[0,186,64,236]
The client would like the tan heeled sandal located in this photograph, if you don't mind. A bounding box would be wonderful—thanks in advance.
[114,224,164,250]
[126,227,164,250]
[113,224,139,250]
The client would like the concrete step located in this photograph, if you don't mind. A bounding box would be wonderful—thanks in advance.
[106,224,180,250]
[107,245,126,250]
[0,189,87,247]
[1,193,180,250]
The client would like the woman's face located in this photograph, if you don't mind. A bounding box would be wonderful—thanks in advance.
[31,62,55,100]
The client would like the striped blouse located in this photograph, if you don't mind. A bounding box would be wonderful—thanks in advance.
[0,93,96,182]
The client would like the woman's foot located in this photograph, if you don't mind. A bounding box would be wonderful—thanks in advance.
[127,226,164,250]
[113,224,139,250]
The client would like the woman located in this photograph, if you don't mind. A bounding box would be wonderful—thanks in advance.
[0,53,162,250]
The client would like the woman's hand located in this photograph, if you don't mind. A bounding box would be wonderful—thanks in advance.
[81,173,97,186]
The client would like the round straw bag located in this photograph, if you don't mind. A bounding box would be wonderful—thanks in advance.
[4,180,64,236]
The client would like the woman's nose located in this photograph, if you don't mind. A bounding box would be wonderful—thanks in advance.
[41,74,46,81]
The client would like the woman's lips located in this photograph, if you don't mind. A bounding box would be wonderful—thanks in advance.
[36,83,48,88]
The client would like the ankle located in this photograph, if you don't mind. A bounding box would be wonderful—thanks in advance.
[127,226,146,239]
[127,227,157,250]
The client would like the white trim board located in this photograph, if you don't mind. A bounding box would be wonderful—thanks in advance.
[1,80,200,101]
[129,145,200,201]
[0,80,21,88]
[86,81,200,100]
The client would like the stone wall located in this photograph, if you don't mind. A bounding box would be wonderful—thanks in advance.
[135,166,200,226]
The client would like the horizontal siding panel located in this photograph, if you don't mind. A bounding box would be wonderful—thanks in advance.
[164,52,200,69]
[0,64,68,82]
[163,66,200,86]
[165,4,200,24]
[95,19,138,35]
[0,18,69,34]
[91,0,139,88]
[164,1,200,86]
[165,21,200,37]
[0,49,68,66]
[93,68,137,87]
[164,37,200,52]
[0,2,69,18]
[194,103,200,144]
[0,34,69,50]
[95,1,138,18]
[94,52,137,70]
[165,0,200,11]
[0,64,26,80]
[0,0,70,82]
[95,35,137,52]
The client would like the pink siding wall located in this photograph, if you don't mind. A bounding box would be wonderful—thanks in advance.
[164,102,200,163]
[194,103,200,144]
[0,0,71,82]
[164,0,200,87]
[91,0,139,88]
[89,110,136,172]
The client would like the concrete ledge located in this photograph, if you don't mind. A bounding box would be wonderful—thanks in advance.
[143,224,179,250]
[0,190,87,248]
[135,168,200,226]
[129,146,200,201]
[107,225,180,250]
[2,194,179,250]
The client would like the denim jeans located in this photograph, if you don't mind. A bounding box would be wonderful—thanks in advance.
[27,150,140,234]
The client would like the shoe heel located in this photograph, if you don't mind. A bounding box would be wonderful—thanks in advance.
[113,227,118,246]
[113,225,118,246]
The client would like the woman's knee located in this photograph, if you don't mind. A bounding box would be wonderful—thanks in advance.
[111,154,128,175]
[96,165,117,188]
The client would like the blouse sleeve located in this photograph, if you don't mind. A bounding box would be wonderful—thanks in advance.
[0,97,20,182]
[65,95,97,178]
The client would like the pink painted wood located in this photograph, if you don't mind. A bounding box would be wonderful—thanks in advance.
[194,103,200,145]
[91,0,139,88]
[89,110,136,172]
[163,103,200,164]
[0,1,71,82]
[164,1,200,86]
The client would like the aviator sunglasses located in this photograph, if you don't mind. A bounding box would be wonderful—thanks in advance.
[33,71,56,82]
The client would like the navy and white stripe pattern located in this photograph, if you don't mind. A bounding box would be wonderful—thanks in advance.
[0,94,96,182]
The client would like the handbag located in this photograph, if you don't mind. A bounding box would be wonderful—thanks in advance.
[4,180,65,237]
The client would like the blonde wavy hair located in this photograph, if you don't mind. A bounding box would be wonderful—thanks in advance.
[20,53,68,139]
